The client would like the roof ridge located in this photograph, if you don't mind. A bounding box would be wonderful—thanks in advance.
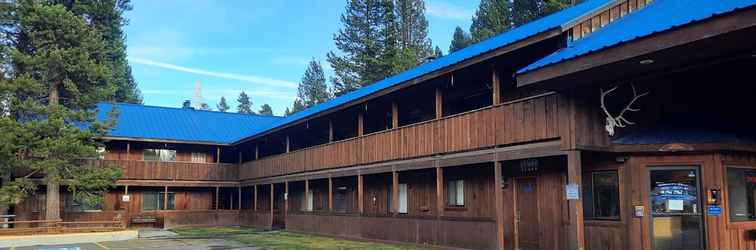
[99,102,284,119]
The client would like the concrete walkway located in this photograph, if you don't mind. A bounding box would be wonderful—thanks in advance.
[0,230,138,248]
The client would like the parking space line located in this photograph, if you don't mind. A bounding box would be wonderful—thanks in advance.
[93,242,109,250]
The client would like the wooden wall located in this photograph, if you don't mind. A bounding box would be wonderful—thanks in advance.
[105,141,218,163]
[90,160,238,181]
[568,0,654,42]
[241,93,565,180]
[582,154,628,250]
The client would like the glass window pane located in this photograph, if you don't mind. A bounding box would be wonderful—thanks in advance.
[142,192,158,211]
[456,180,464,206]
[143,149,159,161]
[728,168,756,221]
[583,171,619,220]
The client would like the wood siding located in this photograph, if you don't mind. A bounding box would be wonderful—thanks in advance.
[241,93,564,180]
[92,160,238,181]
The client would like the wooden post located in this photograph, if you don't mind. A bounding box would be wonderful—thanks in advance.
[285,136,290,153]
[494,161,505,250]
[125,142,130,160]
[357,111,365,136]
[238,151,242,164]
[124,185,129,195]
[216,146,221,164]
[270,183,274,228]
[163,186,168,210]
[215,186,220,210]
[284,181,289,213]
[253,185,258,211]
[304,179,310,212]
[492,64,501,105]
[328,177,334,212]
[435,87,443,119]
[392,171,399,215]
[357,174,364,214]
[238,186,242,210]
[567,150,585,250]
[254,144,259,160]
[436,165,444,218]
[328,120,334,142]
[391,101,399,128]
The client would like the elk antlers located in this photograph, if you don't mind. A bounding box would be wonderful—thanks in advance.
[600,83,649,136]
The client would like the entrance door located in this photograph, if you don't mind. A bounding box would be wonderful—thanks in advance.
[516,177,539,250]
[649,167,704,250]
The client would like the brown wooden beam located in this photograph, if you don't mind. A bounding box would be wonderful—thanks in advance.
[357,174,364,214]
[285,136,290,153]
[284,181,289,214]
[357,111,364,136]
[492,64,501,105]
[270,183,274,227]
[328,120,334,142]
[566,150,585,250]
[328,177,334,212]
[254,144,259,160]
[391,101,399,129]
[216,147,221,164]
[392,170,399,215]
[163,186,168,210]
[253,185,258,211]
[494,161,505,250]
[125,142,130,160]
[435,165,444,218]
[215,186,219,210]
[304,179,310,212]
[238,186,242,210]
[238,151,242,164]
[435,87,443,119]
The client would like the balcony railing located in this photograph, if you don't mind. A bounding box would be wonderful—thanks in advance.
[241,93,564,180]
[91,160,239,181]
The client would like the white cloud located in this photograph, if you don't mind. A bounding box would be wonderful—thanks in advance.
[142,89,296,101]
[129,57,297,88]
[426,1,474,21]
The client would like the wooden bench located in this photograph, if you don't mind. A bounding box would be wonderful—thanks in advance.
[130,216,164,228]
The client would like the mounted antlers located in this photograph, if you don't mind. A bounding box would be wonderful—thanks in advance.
[600,83,649,136]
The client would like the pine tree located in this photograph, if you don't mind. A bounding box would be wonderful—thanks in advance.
[291,99,306,114]
[470,0,513,43]
[236,91,253,114]
[298,59,332,107]
[434,46,443,58]
[449,26,472,53]
[284,107,291,117]
[199,103,211,111]
[217,97,230,112]
[394,0,433,70]
[0,2,123,221]
[512,0,572,27]
[258,104,273,116]
[52,0,142,103]
[327,0,396,97]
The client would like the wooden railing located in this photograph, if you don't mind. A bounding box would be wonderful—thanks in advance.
[241,93,564,180]
[91,160,239,181]
[0,219,125,235]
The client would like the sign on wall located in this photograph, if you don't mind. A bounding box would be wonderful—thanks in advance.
[565,183,580,200]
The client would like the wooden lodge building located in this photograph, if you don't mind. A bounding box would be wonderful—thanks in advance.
[9,0,756,249]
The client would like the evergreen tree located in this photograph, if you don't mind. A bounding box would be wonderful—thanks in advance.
[327,0,395,97]
[258,104,273,116]
[236,91,253,114]
[512,0,572,27]
[198,103,211,111]
[470,0,513,42]
[217,97,229,112]
[0,2,123,220]
[394,0,432,70]
[291,99,306,114]
[433,46,443,58]
[449,26,472,52]
[52,0,142,103]
[298,59,332,107]
[284,107,291,117]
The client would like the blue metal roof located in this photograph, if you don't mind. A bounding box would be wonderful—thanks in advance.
[235,0,612,142]
[96,102,283,144]
[518,0,756,74]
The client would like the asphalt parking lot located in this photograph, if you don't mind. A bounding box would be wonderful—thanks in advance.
[2,237,259,250]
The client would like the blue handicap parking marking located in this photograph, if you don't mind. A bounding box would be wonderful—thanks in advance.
[39,247,81,250]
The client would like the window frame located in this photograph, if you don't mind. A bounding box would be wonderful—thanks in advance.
[726,165,756,223]
[446,179,465,207]
[64,193,103,213]
[191,152,207,163]
[582,170,621,221]
[143,149,177,162]
[142,191,176,211]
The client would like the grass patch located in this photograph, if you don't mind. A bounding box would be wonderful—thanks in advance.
[171,226,424,250]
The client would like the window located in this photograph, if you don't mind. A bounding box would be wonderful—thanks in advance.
[143,149,176,162]
[447,180,465,206]
[398,183,408,214]
[727,168,756,221]
[301,190,313,212]
[64,193,102,212]
[582,171,620,220]
[191,152,207,163]
[142,192,175,211]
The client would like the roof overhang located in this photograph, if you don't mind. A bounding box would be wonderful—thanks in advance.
[102,136,228,146]
[516,6,756,89]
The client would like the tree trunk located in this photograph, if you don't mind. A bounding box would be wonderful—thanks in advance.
[45,82,61,222]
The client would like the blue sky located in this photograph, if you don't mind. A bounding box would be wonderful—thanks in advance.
[125,0,478,116]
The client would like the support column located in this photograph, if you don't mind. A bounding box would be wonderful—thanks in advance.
[328,120,334,142]
[357,111,365,136]
[328,177,334,212]
[436,165,444,218]
[494,161,505,250]
[163,186,168,210]
[215,186,219,210]
[216,147,221,164]
[391,101,399,129]
[253,185,258,211]
[357,174,364,214]
[492,64,501,105]
[435,87,443,119]
[284,181,289,213]
[254,144,259,160]
[285,136,290,153]
[304,179,310,212]
[238,186,242,210]
[270,183,274,228]
[125,142,130,160]
[392,170,399,215]
[567,150,585,250]
[238,152,242,164]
